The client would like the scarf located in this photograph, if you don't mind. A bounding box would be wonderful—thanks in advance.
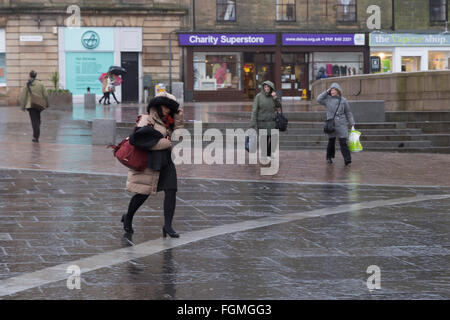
[162,114,174,128]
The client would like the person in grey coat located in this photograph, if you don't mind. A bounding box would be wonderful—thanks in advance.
[317,82,355,165]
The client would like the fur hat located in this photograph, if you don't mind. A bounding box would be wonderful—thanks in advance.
[147,92,179,114]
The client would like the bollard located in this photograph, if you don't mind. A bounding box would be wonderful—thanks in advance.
[92,118,116,145]
[84,93,96,108]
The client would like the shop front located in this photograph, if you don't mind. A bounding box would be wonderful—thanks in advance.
[58,27,142,103]
[180,32,370,101]
[180,33,277,101]
[281,33,369,98]
[369,33,450,73]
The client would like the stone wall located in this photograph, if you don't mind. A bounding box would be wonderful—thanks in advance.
[193,0,393,32]
[311,71,450,111]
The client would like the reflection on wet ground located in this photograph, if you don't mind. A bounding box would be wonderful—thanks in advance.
[0,105,449,300]
[1,169,449,299]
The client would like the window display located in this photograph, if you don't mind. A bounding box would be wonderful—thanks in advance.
[428,51,450,70]
[312,52,363,80]
[0,53,6,84]
[281,53,308,92]
[371,51,393,73]
[401,56,421,72]
[193,52,241,90]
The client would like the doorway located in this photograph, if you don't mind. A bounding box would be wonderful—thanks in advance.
[121,52,139,102]
[401,56,421,72]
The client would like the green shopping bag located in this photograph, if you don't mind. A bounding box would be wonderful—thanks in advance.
[349,128,363,152]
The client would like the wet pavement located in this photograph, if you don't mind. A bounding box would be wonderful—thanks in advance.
[0,105,449,300]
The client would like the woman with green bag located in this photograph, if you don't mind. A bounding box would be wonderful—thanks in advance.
[317,82,355,165]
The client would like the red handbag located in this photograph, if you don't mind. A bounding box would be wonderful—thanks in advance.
[109,138,147,171]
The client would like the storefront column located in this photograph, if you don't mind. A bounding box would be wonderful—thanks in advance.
[185,47,194,101]
[364,43,371,74]
[274,42,282,93]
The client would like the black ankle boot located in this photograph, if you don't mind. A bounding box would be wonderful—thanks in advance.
[327,158,333,164]
[121,214,134,234]
[162,226,179,238]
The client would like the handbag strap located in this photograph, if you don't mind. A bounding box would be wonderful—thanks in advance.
[331,97,342,120]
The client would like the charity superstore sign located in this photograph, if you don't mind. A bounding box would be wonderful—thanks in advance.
[178,33,276,46]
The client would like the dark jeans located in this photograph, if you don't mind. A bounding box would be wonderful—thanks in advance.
[327,137,351,162]
[27,108,41,140]
[258,129,277,157]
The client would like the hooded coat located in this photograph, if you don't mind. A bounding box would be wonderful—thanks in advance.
[317,82,355,139]
[125,105,184,195]
[250,80,281,130]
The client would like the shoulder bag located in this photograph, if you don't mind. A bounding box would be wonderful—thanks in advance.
[27,81,47,111]
[275,106,288,132]
[108,126,147,171]
[323,98,341,134]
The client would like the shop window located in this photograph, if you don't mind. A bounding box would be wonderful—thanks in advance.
[194,52,242,91]
[430,0,448,22]
[217,0,236,22]
[312,52,363,80]
[401,56,421,72]
[0,53,6,85]
[371,51,393,73]
[281,53,307,91]
[276,0,296,22]
[337,0,357,22]
[429,51,450,70]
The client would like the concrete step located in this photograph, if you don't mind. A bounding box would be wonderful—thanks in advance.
[386,111,450,122]
[278,140,432,148]
[420,134,450,147]
[280,145,450,153]
[278,135,429,142]
[406,122,450,133]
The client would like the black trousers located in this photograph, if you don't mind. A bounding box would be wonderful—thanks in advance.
[27,108,42,140]
[327,137,351,162]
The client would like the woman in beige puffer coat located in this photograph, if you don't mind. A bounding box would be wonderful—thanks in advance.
[122,92,184,237]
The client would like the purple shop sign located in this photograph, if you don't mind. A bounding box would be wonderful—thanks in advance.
[178,33,277,46]
[282,34,366,46]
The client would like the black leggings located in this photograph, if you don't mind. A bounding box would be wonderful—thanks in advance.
[127,190,177,228]
[99,92,110,104]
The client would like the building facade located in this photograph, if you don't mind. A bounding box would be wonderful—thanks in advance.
[0,0,188,105]
[179,0,450,101]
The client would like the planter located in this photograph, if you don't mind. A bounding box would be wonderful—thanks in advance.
[48,92,73,111]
